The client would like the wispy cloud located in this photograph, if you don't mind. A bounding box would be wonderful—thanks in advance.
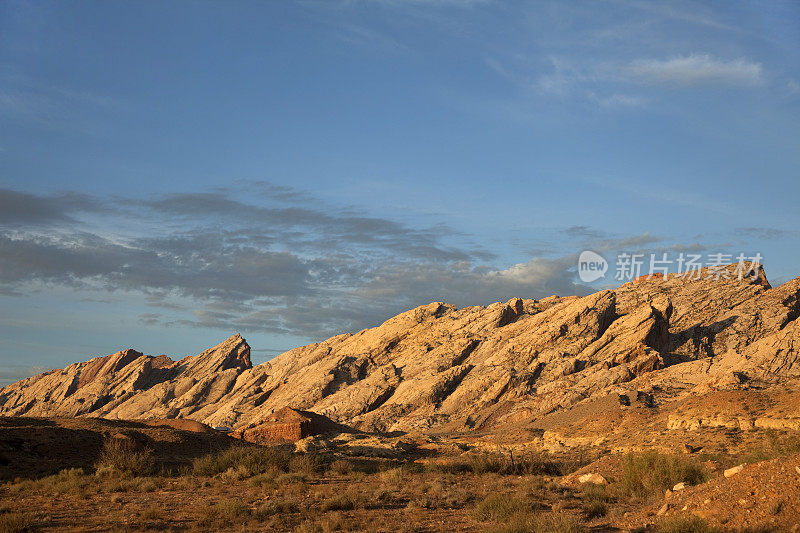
[0,364,50,386]
[627,54,764,87]
[0,185,591,338]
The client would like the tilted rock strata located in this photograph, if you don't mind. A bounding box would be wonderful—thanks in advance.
[1,264,799,436]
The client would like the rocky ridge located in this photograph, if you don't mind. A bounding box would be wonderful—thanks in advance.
[1,264,799,438]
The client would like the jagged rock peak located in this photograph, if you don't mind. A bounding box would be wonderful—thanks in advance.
[1,264,799,435]
[182,333,252,373]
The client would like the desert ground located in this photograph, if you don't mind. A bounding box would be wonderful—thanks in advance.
[2,267,800,532]
[1,413,799,532]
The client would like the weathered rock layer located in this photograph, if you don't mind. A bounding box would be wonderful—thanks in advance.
[2,264,799,435]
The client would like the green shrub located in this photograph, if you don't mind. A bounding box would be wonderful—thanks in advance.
[192,446,291,477]
[615,451,708,501]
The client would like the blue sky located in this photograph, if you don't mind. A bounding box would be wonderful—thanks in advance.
[1,0,799,383]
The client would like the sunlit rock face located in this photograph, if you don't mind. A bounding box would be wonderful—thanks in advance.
[1,264,798,438]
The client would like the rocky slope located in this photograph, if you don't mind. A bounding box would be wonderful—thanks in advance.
[2,264,799,436]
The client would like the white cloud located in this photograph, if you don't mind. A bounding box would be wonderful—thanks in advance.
[627,54,763,86]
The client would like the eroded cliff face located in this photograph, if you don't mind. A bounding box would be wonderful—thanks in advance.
[2,264,799,434]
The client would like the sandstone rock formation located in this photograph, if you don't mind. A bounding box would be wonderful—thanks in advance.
[1,264,799,439]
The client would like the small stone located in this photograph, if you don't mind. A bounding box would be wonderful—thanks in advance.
[665,489,673,498]
[578,473,607,485]
[725,464,745,478]
[795,466,800,476]
[657,503,670,516]
[673,482,686,491]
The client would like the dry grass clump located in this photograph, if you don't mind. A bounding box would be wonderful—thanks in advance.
[580,482,612,518]
[0,510,37,533]
[471,493,530,522]
[192,445,290,477]
[329,458,353,475]
[11,467,93,496]
[94,436,155,477]
[430,451,589,477]
[615,451,708,501]
[655,515,720,533]
[200,497,253,525]
[742,429,800,463]
[290,453,324,476]
[489,512,587,533]
[139,507,164,521]
[379,466,406,484]
[294,513,353,533]
[322,488,365,511]
[252,498,300,519]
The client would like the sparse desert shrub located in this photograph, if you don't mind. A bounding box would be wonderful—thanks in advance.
[219,465,250,482]
[322,489,365,511]
[249,471,278,488]
[580,482,613,504]
[581,500,607,519]
[329,459,353,475]
[275,472,307,484]
[137,478,160,492]
[487,511,586,533]
[201,498,251,524]
[95,436,155,477]
[252,498,300,519]
[294,512,349,533]
[655,515,720,533]
[290,453,323,476]
[14,467,93,496]
[139,507,163,521]
[192,445,290,477]
[105,478,139,493]
[0,510,36,533]
[615,451,708,501]
[430,451,589,477]
[471,494,530,522]
[520,475,546,496]
[216,498,250,519]
[742,429,800,464]
[379,466,405,484]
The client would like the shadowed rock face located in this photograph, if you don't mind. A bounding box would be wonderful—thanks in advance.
[1,264,799,436]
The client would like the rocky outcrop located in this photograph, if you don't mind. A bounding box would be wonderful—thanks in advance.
[1,264,798,438]
[231,407,344,444]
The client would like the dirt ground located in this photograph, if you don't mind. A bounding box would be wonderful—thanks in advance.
[1,416,799,532]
